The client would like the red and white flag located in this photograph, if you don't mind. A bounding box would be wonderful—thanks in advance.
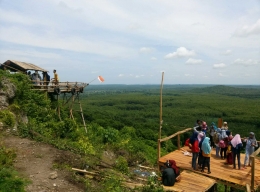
[98,76,105,83]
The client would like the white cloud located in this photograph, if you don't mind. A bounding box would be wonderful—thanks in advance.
[91,71,99,74]
[139,47,154,53]
[213,63,226,68]
[233,58,259,66]
[219,73,224,77]
[184,74,194,77]
[234,19,260,37]
[151,57,157,61]
[118,74,124,77]
[165,47,195,59]
[221,50,232,56]
[186,58,203,64]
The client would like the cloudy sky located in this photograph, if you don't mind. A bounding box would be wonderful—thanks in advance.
[0,0,260,84]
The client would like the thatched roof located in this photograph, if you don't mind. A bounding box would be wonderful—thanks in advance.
[1,60,48,72]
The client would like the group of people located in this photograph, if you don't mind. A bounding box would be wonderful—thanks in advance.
[27,69,59,85]
[189,120,258,173]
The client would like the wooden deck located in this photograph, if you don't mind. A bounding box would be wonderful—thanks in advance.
[159,146,260,190]
[163,170,216,192]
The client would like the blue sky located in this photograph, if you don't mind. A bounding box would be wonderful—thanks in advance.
[0,0,260,84]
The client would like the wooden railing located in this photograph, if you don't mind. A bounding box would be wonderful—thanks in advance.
[157,128,192,165]
[250,147,260,191]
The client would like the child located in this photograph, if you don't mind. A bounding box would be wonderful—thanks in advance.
[243,132,258,169]
[190,132,200,170]
[231,134,243,169]
[201,137,211,174]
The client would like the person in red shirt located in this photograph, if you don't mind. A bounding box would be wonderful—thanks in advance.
[190,132,200,170]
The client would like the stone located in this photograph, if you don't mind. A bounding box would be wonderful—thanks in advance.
[49,171,58,180]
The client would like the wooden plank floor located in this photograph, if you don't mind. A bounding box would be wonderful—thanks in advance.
[159,146,260,190]
[163,170,216,192]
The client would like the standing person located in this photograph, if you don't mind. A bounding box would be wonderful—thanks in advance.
[231,134,243,170]
[214,128,221,157]
[219,129,228,159]
[190,132,200,170]
[201,137,211,174]
[222,122,228,130]
[209,122,216,148]
[243,132,258,169]
[198,132,205,168]
[52,69,59,85]
[226,131,233,165]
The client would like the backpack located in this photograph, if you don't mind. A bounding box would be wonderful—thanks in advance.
[213,132,219,144]
[219,140,226,148]
[185,138,190,146]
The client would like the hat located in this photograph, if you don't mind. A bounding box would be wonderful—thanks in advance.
[223,122,227,124]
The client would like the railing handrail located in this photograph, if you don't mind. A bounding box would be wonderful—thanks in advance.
[159,128,192,142]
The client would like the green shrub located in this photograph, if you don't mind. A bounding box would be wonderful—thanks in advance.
[115,156,129,174]
[0,110,15,127]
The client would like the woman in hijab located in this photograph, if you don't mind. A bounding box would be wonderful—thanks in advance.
[226,131,233,165]
[190,132,200,170]
[201,137,211,174]
[231,134,243,169]
[222,122,228,130]
[243,132,258,169]
[219,129,228,159]
[169,160,180,177]
[198,132,205,168]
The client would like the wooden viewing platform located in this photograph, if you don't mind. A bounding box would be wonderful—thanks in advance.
[158,128,260,191]
[159,147,260,191]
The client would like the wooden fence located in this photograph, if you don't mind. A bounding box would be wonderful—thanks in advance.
[157,128,192,165]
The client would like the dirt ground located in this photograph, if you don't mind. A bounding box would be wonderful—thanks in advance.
[2,133,85,192]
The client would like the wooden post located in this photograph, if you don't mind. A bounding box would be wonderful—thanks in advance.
[177,134,180,150]
[157,139,161,171]
[224,185,227,192]
[251,156,255,191]
[246,184,251,192]
[159,72,164,140]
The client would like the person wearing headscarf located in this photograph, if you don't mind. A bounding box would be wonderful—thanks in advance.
[214,128,221,157]
[222,121,228,130]
[231,134,243,169]
[243,132,258,169]
[219,129,228,159]
[201,137,211,174]
[169,160,180,177]
[226,130,233,165]
[190,132,200,170]
[198,132,205,168]
[209,122,216,148]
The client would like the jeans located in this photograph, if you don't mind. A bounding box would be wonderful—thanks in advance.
[220,147,227,158]
[233,152,241,169]
[202,157,210,173]
[215,146,220,157]
[244,148,254,166]
[192,152,199,170]
[198,152,204,167]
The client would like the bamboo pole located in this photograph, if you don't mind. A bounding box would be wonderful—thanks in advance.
[159,72,164,140]
[177,134,180,150]
[157,139,161,171]
[251,156,255,191]
[160,128,192,142]
[246,184,251,192]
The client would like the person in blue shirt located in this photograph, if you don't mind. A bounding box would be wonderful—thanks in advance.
[231,134,243,170]
[243,132,258,169]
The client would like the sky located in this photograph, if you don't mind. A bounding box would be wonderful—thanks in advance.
[0,0,260,85]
